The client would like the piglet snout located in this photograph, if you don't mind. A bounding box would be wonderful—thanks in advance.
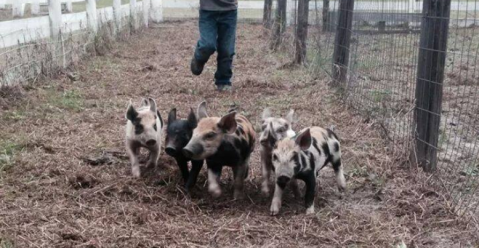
[146,139,157,147]
[165,146,177,156]
[276,176,290,189]
[182,148,194,159]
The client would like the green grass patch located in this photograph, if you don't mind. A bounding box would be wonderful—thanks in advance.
[1,110,26,121]
[0,139,26,176]
[45,89,84,112]
[0,238,14,248]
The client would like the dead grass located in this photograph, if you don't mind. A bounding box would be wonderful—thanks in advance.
[0,21,477,247]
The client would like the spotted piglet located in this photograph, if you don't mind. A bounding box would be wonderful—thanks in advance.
[182,102,256,199]
[259,108,298,197]
[125,98,163,177]
[270,127,346,215]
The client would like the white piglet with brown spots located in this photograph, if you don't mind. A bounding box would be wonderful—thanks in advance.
[125,98,164,177]
[270,127,346,215]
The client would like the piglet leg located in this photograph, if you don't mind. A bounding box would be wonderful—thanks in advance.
[126,143,141,178]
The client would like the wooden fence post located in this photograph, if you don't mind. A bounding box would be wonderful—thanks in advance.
[142,0,150,27]
[31,0,40,15]
[322,0,330,32]
[130,0,138,30]
[294,0,309,64]
[409,0,415,13]
[48,0,62,38]
[12,3,25,17]
[65,0,73,13]
[413,0,451,172]
[86,0,98,33]
[263,0,273,28]
[332,0,354,85]
[150,0,163,23]
[113,0,122,31]
[271,0,287,49]
[286,0,294,26]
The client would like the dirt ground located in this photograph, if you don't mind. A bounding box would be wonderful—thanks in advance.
[0,21,478,247]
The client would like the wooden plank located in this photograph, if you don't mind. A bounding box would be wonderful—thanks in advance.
[413,0,451,172]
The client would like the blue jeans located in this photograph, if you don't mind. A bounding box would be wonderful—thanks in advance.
[194,10,238,86]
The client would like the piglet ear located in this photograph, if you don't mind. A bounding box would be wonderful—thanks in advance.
[295,128,312,151]
[197,101,209,120]
[141,98,149,107]
[168,108,177,124]
[285,109,295,124]
[187,108,198,129]
[157,110,164,128]
[218,112,237,134]
[126,100,138,121]
[148,98,157,113]
[262,108,272,120]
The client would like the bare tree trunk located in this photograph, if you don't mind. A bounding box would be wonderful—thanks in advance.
[263,0,273,28]
[271,0,287,49]
[294,0,309,64]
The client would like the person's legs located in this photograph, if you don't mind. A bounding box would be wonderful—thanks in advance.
[215,10,237,87]
[192,10,218,75]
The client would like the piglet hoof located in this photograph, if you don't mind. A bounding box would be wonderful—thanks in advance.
[305,205,315,215]
[208,186,222,198]
[261,186,270,197]
[270,204,280,216]
[234,191,245,200]
[131,167,141,178]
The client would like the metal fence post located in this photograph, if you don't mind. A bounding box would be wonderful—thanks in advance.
[86,0,98,33]
[332,0,354,86]
[413,0,451,172]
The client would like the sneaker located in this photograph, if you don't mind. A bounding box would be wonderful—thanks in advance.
[216,85,233,92]
[191,57,205,76]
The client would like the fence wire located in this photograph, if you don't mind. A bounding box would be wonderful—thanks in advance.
[307,0,479,221]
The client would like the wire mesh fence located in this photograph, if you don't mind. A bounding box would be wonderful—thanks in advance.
[301,0,479,222]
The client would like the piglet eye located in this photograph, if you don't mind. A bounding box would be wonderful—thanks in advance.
[277,127,286,133]
[273,154,278,161]
[205,132,217,140]
[261,124,267,131]
[153,124,158,131]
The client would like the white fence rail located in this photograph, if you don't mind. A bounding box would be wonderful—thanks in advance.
[0,0,161,48]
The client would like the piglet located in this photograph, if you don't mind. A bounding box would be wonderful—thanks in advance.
[182,102,256,199]
[259,108,297,197]
[125,98,163,177]
[270,127,346,215]
[165,108,204,192]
